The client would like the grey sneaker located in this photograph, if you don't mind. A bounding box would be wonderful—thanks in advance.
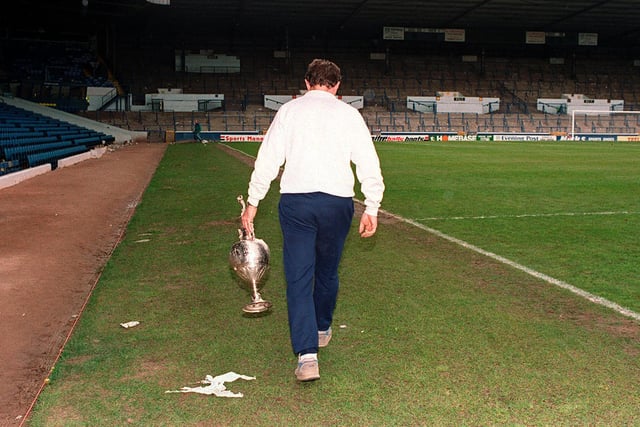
[318,327,332,348]
[295,359,320,381]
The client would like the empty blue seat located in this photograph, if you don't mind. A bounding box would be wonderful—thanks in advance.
[27,145,89,169]
[0,103,114,174]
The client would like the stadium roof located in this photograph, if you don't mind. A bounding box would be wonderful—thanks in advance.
[8,0,640,48]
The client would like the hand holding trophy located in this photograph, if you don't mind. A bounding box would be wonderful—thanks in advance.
[229,195,272,314]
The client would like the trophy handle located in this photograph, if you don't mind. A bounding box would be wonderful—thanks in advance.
[237,195,246,214]
[236,195,254,240]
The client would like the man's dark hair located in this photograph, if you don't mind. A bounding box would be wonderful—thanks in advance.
[304,59,342,88]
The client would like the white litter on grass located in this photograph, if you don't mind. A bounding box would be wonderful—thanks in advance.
[120,321,140,329]
[165,372,255,398]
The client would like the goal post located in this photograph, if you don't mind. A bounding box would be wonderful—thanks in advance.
[570,109,640,140]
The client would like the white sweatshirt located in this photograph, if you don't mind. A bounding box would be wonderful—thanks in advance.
[247,90,384,216]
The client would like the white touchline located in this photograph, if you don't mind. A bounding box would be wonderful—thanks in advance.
[418,210,638,221]
[377,207,640,323]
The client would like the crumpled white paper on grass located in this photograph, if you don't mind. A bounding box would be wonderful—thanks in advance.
[165,372,256,398]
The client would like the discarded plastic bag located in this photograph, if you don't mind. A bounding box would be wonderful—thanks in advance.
[165,371,255,398]
[120,321,140,329]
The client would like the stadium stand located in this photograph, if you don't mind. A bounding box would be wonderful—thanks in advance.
[126,48,637,137]
[2,26,640,140]
[3,40,114,112]
[0,102,114,174]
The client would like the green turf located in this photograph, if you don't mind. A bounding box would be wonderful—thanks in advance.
[28,141,640,426]
[226,140,640,314]
[373,141,640,314]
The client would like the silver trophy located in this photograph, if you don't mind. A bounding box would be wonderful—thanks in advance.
[229,195,272,314]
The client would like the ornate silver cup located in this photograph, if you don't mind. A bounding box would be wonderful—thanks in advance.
[229,196,272,314]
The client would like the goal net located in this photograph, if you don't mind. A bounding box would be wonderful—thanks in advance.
[570,109,640,140]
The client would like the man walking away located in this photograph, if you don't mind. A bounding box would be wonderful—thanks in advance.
[240,58,385,382]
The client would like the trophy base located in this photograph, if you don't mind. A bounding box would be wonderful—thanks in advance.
[242,300,272,314]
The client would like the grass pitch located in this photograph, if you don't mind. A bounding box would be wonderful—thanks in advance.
[28,141,640,426]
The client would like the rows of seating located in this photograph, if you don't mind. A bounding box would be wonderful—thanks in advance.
[79,106,640,137]
[161,50,640,112]
[0,159,20,175]
[3,140,88,166]
[0,103,114,175]
[6,40,113,88]
[90,44,639,137]
[7,39,638,138]
[27,145,89,169]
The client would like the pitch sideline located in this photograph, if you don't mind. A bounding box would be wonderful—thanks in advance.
[377,206,640,323]
[417,210,639,221]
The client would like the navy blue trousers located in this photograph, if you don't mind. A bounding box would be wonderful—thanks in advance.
[278,192,354,356]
